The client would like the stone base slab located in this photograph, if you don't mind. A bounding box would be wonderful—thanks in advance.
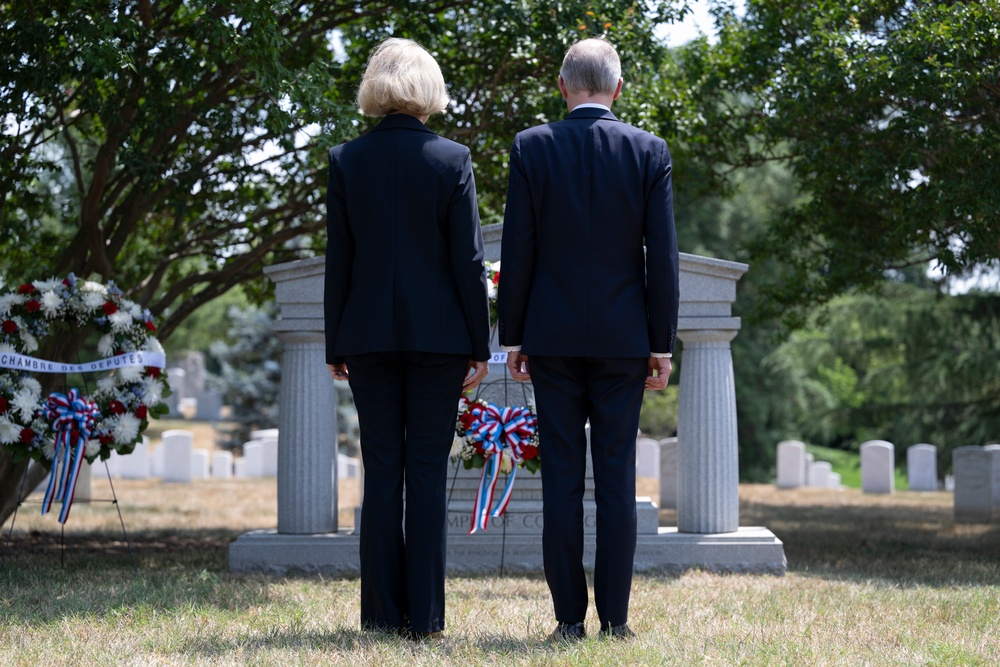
[228,526,785,576]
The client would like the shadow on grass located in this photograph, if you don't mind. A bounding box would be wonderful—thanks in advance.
[739,496,1000,587]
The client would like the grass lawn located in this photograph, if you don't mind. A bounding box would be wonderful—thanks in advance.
[2,476,998,666]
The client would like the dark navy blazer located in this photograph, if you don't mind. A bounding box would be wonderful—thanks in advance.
[324,114,491,364]
[498,107,679,357]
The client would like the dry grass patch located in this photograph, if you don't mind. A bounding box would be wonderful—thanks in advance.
[2,479,999,666]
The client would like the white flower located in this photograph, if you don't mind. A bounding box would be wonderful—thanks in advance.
[128,303,143,319]
[40,290,64,317]
[19,330,38,353]
[85,439,101,458]
[21,377,41,397]
[80,280,108,294]
[112,413,140,444]
[487,280,497,299]
[97,334,116,358]
[0,293,25,316]
[42,440,56,460]
[34,278,64,292]
[141,376,163,405]
[117,364,143,383]
[142,336,165,355]
[451,435,465,458]
[12,388,38,422]
[0,418,19,444]
[82,292,105,310]
[0,341,15,354]
[108,311,132,332]
[96,376,118,395]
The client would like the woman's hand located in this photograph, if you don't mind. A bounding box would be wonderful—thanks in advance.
[463,359,488,389]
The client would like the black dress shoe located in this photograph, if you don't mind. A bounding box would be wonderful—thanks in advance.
[406,630,445,642]
[547,621,587,642]
[600,623,636,640]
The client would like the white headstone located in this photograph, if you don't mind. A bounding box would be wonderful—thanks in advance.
[658,437,678,509]
[337,453,359,479]
[150,443,165,477]
[636,437,660,478]
[906,444,938,492]
[953,446,993,523]
[74,461,93,501]
[165,367,186,417]
[101,451,119,478]
[117,439,150,479]
[828,472,842,489]
[860,440,895,494]
[194,391,223,421]
[261,439,278,477]
[243,441,263,478]
[251,428,279,441]
[212,451,234,479]
[234,457,249,478]
[811,461,832,489]
[161,429,195,482]
[804,453,815,486]
[191,449,210,479]
[984,444,1000,517]
[776,440,807,488]
[944,474,955,492]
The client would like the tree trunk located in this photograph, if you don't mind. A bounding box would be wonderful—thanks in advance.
[0,455,48,527]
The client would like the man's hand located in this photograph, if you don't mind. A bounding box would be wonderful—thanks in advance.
[645,356,671,390]
[327,363,349,381]
[507,350,530,382]
[464,360,489,389]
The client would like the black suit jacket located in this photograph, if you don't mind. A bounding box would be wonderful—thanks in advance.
[498,107,679,357]
[325,114,491,364]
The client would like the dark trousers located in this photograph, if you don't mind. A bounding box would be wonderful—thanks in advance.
[347,351,468,633]
[529,355,647,629]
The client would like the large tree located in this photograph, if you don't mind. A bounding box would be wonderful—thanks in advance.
[672,0,1000,327]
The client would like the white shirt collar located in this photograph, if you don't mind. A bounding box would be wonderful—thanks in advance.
[571,102,611,112]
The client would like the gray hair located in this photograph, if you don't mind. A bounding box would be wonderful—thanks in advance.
[356,38,449,117]
[559,38,621,95]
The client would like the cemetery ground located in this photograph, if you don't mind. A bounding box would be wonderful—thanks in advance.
[2,466,998,665]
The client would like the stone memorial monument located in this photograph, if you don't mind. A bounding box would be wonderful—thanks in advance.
[229,223,786,575]
[658,437,678,510]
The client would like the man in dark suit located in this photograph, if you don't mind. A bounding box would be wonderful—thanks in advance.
[498,38,679,641]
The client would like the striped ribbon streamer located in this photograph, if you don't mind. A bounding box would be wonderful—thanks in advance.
[41,389,101,524]
[467,403,537,534]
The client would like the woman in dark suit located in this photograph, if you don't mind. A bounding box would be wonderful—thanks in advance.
[324,38,490,640]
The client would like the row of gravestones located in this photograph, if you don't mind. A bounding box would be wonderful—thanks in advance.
[777,440,1000,523]
[80,428,360,485]
[161,351,224,421]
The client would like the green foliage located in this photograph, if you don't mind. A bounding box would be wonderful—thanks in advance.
[773,286,1000,471]
[639,385,679,439]
[206,303,281,449]
[675,0,1000,325]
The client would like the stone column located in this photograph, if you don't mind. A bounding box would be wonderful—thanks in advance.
[676,329,739,534]
[274,328,337,534]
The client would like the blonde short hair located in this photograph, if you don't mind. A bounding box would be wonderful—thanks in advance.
[560,38,621,95]
[356,38,449,117]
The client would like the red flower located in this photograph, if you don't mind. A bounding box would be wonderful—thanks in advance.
[135,405,148,419]
[492,271,500,285]
[144,320,157,333]
[0,396,7,413]
[19,428,35,444]
[459,411,476,432]
[1,320,16,334]
[109,400,126,415]
[145,366,160,379]
[520,444,539,460]
[101,301,118,315]
[25,299,40,313]
[62,278,71,286]
[99,434,112,445]
[17,283,34,294]
[472,440,486,455]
